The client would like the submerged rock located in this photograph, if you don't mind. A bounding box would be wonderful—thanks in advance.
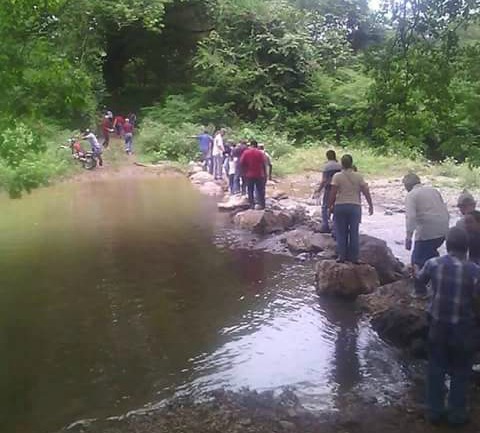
[315,260,380,298]
[233,209,294,235]
[358,279,428,357]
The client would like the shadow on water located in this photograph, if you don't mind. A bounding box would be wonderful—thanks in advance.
[0,176,411,433]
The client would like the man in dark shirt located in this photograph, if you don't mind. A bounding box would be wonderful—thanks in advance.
[240,140,267,209]
[417,227,480,425]
[313,150,342,233]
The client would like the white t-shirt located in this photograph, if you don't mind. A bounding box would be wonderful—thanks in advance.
[212,133,224,156]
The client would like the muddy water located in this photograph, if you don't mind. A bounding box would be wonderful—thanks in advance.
[0,177,410,433]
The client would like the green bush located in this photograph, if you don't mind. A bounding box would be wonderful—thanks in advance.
[137,120,203,163]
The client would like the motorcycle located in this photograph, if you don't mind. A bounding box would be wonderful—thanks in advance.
[60,138,97,170]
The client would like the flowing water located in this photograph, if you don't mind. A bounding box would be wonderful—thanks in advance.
[0,176,412,433]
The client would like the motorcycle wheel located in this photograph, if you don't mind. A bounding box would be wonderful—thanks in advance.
[83,156,97,170]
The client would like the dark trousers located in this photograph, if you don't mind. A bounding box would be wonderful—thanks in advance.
[321,186,332,232]
[334,204,361,262]
[247,177,265,209]
[427,321,474,423]
[228,174,236,194]
[412,237,445,294]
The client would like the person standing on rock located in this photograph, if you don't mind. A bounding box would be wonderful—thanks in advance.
[192,129,213,173]
[233,139,248,195]
[329,154,373,263]
[314,150,342,233]
[240,140,267,209]
[403,173,449,296]
[456,190,476,230]
[416,227,480,426]
[212,129,225,180]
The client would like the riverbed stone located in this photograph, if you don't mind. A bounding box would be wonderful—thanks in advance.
[358,279,428,357]
[285,229,336,253]
[190,171,214,184]
[315,260,380,298]
[359,235,406,285]
[195,181,224,196]
[233,209,294,234]
[218,195,250,212]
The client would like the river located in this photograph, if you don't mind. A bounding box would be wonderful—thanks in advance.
[0,176,412,433]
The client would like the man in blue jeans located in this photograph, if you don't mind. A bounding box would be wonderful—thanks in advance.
[403,173,449,296]
[416,227,480,426]
[313,150,342,233]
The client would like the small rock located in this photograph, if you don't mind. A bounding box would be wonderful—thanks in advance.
[239,418,252,426]
[384,210,393,216]
[279,420,296,430]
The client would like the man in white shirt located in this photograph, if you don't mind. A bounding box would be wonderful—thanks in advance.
[212,129,225,180]
[403,173,449,295]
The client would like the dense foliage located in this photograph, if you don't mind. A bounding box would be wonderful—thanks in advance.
[1,0,480,195]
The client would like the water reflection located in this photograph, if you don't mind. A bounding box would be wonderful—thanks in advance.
[0,177,411,433]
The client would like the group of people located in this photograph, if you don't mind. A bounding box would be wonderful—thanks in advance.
[101,111,136,155]
[193,129,272,209]
[315,149,480,426]
[74,110,136,167]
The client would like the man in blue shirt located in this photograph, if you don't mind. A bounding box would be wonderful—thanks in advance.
[417,227,480,426]
[193,130,213,173]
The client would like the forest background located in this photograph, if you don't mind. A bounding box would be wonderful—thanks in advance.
[1,0,479,196]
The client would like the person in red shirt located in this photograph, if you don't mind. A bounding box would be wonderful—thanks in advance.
[240,139,267,209]
[113,115,124,136]
[102,114,114,148]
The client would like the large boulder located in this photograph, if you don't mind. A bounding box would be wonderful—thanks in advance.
[285,229,336,253]
[359,235,406,285]
[357,279,428,357]
[315,260,380,298]
[190,171,214,184]
[218,195,250,212]
[195,181,224,197]
[233,209,294,235]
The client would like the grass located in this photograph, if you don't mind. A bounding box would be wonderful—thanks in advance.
[275,144,480,190]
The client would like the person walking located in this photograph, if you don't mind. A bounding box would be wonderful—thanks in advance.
[240,140,267,209]
[123,118,134,154]
[102,114,114,149]
[314,150,342,233]
[416,227,480,426]
[328,154,373,263]
[212,129,225,180]
[258,143,273,182]
[403,173,449,296]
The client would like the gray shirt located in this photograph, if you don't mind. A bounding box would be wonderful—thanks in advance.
[405,184,449,241]
[84,132,101,150]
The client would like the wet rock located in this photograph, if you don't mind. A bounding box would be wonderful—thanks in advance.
[279,420,296,430]
[315,260,380,298]
[295,252,309,262]
[270,189,289,200]
[190,171,214,184]
[218,195,250,212]
[233,210,294,235]
[195,181,224,196]
[187,162,203,175]
[285,229,336,253]
[359,235,406,285]
[358,279,428,357]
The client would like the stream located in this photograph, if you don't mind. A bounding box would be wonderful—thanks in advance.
[0,176,413,433]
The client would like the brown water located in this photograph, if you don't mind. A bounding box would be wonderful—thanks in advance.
[0,176,410,433]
